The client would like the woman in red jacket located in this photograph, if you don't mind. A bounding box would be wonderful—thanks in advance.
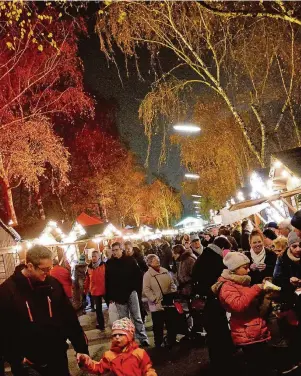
[212,252,271,376]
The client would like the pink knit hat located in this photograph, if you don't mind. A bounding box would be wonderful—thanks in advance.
[112,317,135,341]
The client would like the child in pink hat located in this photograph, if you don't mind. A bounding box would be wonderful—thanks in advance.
[77,317,157,376]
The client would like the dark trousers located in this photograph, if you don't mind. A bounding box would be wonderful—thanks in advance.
[93,295,105,329]
[151,309,177,347]
[8,352,69,376]
[203,298,235,373]
[242,342,271,376]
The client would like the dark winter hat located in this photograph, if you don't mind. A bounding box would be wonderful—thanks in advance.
[263,229,277,241]
[291,210,301,231]
[267,222,278,230]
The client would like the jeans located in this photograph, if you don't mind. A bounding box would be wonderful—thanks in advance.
[115,291,149,343]
[92,295,105,329]
[151,309,177,347]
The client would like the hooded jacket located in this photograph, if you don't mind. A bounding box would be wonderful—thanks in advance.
[106,255,142,304]
[82,341,156,376]
[192,244,224,298]
[50,265,72,298]
[212,269,270,346]
[84,261,106,297]
[0,268,88,365]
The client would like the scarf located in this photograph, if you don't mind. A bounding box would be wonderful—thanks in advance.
[92,258,102,269]
[250,247,266,265]
[287,248,301,263]
[191,245,203,256]
[208,243,223,257]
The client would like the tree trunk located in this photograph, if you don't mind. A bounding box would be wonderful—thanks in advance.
[0,155,18,226]
[35,190,46,221]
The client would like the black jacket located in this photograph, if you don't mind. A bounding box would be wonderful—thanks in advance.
[241,230,251,251]
[105,255,142,304]
[245,248,277,285]
[273,249,301,300]
[192,245,224,298]
[156,243,173,270]
[0,269,88,364]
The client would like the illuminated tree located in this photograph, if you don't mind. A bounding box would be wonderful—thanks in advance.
[96,1,301,170]
[0,5,92,224]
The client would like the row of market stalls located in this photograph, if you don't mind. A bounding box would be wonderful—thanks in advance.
[0,212,181,283]
[213,146,301,226]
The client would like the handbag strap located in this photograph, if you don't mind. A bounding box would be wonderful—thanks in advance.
[153,274,165,297]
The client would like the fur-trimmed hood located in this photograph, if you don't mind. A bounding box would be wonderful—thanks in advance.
[179,250,197,262]
[212,269,251,295]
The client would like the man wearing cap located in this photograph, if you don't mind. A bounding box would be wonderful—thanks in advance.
[77,317,157,376]
[265,221,280,236]
[190,234,203,257]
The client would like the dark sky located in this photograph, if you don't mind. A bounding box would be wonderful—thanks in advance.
[79,33,194,216]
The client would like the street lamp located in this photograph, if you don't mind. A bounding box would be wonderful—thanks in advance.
[185,173,200,179]
[173,123,201,133]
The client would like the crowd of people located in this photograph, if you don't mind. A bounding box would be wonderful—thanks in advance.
[2,211,301,375]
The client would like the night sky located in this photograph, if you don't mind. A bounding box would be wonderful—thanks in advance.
[79,33,193,216]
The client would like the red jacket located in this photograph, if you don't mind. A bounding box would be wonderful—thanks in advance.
[84,342,156,376]
[50,265,72,298]
[213,270,270,346]
[84,263,106,297]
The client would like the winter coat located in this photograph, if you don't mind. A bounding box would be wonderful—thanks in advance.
[72,263,87,311]
[84,262,106,297]
[245,248,277,285]
[82,342,156,376]
[156,243,173,270]
[232,229,242,249]
[192,244,224,298]
[50,265,72,298]
[241,230,251,252]
[273,249,301,306]
[106,255,142,304]
[212,269,270,346]
[132,248,148,274]
[177,250,197,296]
[0,268,88,365]
[143,267,177,312]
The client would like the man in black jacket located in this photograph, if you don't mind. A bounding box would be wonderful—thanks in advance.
[0,245,88,376]
[192,237,234,374]
[106,242,149,346]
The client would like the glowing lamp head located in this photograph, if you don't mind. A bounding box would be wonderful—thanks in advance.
[185,173,200,180]
[173,124,201,133]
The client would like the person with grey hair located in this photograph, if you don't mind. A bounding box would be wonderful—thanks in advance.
[0,245,88,376]
[278,218,293,238]
[143,254,177,348]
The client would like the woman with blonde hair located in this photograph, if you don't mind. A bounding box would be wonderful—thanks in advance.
[272,236,288,257]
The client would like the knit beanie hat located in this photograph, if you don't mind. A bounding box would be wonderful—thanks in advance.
[223,252,250,271]
[288,231,301,247]
[112,317,135,341]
